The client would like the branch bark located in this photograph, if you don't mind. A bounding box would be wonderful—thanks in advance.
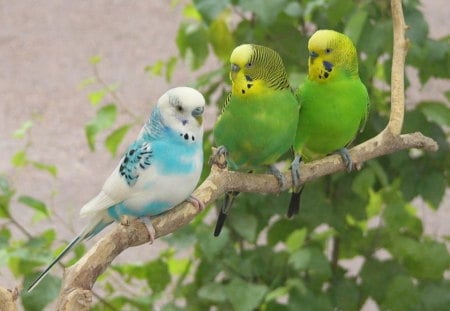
[0,287,18,311]
[55,0,439,309]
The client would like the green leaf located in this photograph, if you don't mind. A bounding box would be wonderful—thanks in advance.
[285,228,307,253]
[420,282,450,311]
[329,278,360,311]
[18,195,50,217]
[230,211,257,242]
[196,224,230,261]
[85,104,118,151]
[77,76,96,89]
[381,275,420,311]
[289,247,331,281]
[198,282,227,302]
[351,168,376,199]
[224,277,268,311]
[388,236,450,280]
[11,150,29,167]
[209,18,235,61]
[22,273,61,311]
[360,259,405,303]
[0,176,14,218]
[13,120,33,139]
[145,259,171,293]
[0,228,11,248]
[165,56,178,82]
[105,124,131,156]
[176,23,209,70]
[344,7,368,45]
[167,257,190,276]
[267,219,299,246]
[32,162,58,177]
[145,60,164,76]
[88,89,107,106]
[89,55,102,65]
[418,171,445,209]
[240,0,289,25]
[193,0,230,22]
[418,101,450,127]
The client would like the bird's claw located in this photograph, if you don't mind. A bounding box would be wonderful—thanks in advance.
[337,148,354,172]
[187,195,205,211]
[139,217,156,244]
[209,146,228,169]
[269,165,286,190]
[290,155,302,188]
[120,215,130,226]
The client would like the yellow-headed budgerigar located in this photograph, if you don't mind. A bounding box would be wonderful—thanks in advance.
[28,86,206,291]
[212,44,300,236]
[288,29,369,217]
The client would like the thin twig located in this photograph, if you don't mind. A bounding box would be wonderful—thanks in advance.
[386,0,408,136]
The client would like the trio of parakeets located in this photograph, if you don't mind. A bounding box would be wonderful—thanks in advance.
[28,29,369,291]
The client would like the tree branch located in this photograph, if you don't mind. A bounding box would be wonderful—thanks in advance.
[55,0,439,309]
[385,0,409,136]
[0,287,18,311]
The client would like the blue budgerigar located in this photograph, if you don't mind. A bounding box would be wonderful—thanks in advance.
[27,86,206,291]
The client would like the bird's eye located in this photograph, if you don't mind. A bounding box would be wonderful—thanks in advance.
[176,105,183,112]
[325,48,332,54]
[246,62,253,68]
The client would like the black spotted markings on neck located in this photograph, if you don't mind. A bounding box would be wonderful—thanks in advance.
[180,132,196,142]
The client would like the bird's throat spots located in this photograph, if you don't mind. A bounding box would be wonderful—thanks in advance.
[180,132,195,141]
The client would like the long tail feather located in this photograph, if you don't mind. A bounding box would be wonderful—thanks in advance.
[287,186,305,218]
[213,191,237,237]
[27,215,113,292]
[27,235,82,292]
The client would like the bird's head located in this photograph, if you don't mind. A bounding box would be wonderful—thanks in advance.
[307,29,359,82]
[157,87,205,135]
[229,44,290,96]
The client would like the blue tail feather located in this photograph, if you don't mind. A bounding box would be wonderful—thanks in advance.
[27,218,113,292]
[27,235,82,292]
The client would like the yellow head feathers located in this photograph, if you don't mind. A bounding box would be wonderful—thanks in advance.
[307,29,359,82]
[229,44,290,96]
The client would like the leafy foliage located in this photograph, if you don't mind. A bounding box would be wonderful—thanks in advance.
[0,1,448,310]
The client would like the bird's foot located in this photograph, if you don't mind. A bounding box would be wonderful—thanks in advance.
[290,155,302,188]
[120,215,130,226]
[337,148,354,172]
[186,195,205,211]
[209,146,229,169]
[139,217,156,244]
[269,165,286,190]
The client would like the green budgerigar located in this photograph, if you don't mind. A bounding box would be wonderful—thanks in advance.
[288,29,369,217]
[213,43,300,235]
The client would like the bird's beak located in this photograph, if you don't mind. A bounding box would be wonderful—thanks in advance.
[191,106,204,125]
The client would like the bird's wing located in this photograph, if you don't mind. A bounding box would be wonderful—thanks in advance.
[80,140,154,216]
[359,89,370,133]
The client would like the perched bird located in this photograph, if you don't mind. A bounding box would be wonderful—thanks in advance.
[288,29,369,217]
[28,86,206,291]
[213,43,300,236]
